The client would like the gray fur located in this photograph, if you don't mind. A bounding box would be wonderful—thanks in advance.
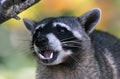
[23,8,120,79]
[23,18,37,33]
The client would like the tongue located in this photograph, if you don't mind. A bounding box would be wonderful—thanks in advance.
[43,51,52,58]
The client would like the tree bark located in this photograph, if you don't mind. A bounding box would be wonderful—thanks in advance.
[0,0,41,24]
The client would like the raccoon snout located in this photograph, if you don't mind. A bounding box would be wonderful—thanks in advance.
[35,36,48,47]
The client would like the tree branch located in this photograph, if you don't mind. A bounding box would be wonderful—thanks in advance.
[0,0,41,24]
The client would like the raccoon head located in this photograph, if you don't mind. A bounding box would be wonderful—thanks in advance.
[23,8,101,65]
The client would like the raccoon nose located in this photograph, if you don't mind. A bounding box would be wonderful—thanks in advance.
[35,37,48,47]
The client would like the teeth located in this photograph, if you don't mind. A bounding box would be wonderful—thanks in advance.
[39,54,46,59]
[39,52,53,60]
[50,52,53,59]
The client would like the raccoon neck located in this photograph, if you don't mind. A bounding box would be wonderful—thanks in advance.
[36,44,101,79]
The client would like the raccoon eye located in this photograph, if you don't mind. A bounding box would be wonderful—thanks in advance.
[57,26,67,34]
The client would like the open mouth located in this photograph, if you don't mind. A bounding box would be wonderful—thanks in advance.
[39,50,53,60]
[38,49,59,64]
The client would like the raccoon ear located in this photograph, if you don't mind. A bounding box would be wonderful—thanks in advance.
[78,8,101,34]
[23,18,37,33]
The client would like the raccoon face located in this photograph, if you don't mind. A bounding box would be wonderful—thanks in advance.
[23,8,101,65]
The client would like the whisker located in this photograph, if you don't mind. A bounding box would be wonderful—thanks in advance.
[13,38,31,42]
[69,55,87,75]
[21,40,31,41]
[62,41,81,44]
[61,37,76,42]
[62,44,81,48]
[69,55,81,64]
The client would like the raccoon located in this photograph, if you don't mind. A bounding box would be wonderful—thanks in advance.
[23,8,120,79]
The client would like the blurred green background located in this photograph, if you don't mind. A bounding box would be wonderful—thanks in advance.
[0,0,120,79]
